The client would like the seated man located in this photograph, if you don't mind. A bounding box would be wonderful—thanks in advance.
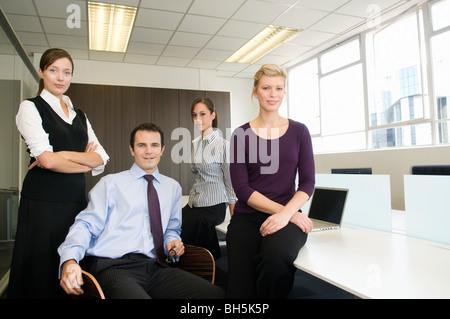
[58,123,224,299]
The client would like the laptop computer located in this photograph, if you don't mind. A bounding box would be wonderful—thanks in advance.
[307,187,349,232]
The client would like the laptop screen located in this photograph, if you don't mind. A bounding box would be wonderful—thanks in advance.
[308,187,348,224]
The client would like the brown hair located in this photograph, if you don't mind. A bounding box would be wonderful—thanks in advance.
[252,64,287,97]
[190,97,218,128]
[38,48,74,95]
[130,122,164,149]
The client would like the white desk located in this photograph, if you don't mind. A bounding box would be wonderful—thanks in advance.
[294,226,450,299]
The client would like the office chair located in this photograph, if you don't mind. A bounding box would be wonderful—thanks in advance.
[74,244,215,299]
[410,165,450,175]
[78,270,105,299]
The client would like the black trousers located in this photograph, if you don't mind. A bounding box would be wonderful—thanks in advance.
[181,203,226,259]
[88,254,225,299]
[226,211,307,298]
[8,196,85,299]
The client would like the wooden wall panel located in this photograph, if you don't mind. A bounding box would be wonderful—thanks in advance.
[66,83,230,195]
[151,88,180,181]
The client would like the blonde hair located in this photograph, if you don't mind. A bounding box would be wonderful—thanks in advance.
[252,64,287,96]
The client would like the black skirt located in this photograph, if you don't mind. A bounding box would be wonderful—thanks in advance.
[180,203,226,260]
[7,196,86,299]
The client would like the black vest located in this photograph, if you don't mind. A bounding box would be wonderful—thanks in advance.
[21,96,88,202]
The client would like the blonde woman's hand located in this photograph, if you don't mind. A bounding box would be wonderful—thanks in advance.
[290,212,313,233]
[259,211,292,237]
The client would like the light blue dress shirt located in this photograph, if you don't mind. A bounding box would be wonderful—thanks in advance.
[58,163,182,269]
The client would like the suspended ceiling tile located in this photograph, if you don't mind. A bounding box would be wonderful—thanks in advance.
[139,0,192,13]
[169,31,212,48]
[134,8,184,30]
[188,0,245,19]
[231,0,291,24]
[177,14,227,35]
[130,27,174,45]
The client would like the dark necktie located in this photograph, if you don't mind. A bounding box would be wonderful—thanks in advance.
[144,174,168,267]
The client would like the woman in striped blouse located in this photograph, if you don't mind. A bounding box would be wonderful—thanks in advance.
[181,98,236,260]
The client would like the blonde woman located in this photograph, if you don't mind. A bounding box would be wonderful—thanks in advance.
[227,64,315,298]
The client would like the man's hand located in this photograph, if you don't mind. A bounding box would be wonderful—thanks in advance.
[167,239,185,258]
[60,259,84,296]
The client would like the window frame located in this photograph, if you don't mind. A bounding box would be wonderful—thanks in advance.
[427,0,450,144]
[287,0,449,153]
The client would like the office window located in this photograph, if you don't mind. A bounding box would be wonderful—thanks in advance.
[367,14,425,127]
[366,12,430,149]
[430,0,450,144]
[432,33,450,121]
[288,59,320,135]
[288,0,450,154]
[288,39,365,152]
[320,64,365,136]
[369,123,432,148]
[320,39,360,74]
[431,0,450,31]
[318,39,365,152]
[313,131,366,153]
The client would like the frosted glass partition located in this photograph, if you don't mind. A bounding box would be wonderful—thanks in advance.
[302,174,392,231]
[404,175,450,245]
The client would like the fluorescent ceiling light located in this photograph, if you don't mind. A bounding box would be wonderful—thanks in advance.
[88,1,137,53]
[226,25,301,64]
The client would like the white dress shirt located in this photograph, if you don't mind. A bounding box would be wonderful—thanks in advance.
[16,89,109,176]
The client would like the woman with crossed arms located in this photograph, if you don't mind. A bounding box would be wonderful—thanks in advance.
[8,48,109,298]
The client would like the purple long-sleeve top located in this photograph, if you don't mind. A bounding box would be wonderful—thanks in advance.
[230,119,315,213]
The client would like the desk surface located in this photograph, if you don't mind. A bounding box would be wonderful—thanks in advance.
[294,226,450,299]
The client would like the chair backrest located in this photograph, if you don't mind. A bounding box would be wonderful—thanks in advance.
[75,244,215,299]
[77,270,105,299]
[410,165,450,175]
[175,244,216,284]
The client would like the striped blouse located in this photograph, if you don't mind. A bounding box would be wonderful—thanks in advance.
[188,130,237,208]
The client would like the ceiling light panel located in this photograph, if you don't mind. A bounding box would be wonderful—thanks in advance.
[226,25,301,64]
[88,1,137,53]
